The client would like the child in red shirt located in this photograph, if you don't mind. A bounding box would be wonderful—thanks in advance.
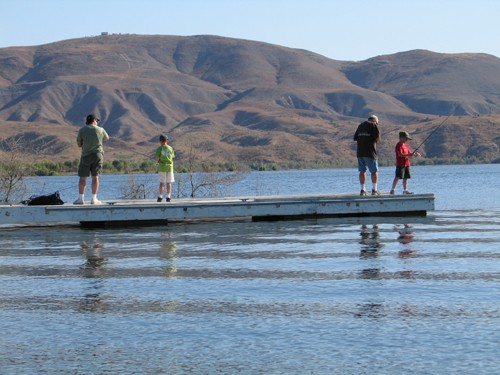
[390,131,420,194]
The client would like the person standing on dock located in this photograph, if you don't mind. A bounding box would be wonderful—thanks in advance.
[390,131,420,195]
[155,134,175,202]
[73,114,109,205]
[354,115,381,196]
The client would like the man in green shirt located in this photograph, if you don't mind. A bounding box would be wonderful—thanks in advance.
[74,114,109,205]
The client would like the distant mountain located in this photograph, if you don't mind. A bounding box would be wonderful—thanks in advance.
[342,50,500,117]
[0,34,499,166]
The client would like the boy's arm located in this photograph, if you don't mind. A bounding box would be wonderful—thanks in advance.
[396,150,419,157]
[406,147,420,157]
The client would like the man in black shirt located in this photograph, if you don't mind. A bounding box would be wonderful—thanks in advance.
[353,115,380,195]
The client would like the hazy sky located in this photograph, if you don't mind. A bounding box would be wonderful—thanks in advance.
[2,0,499,61]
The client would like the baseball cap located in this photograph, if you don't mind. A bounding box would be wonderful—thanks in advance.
[86,114,100,124]
[399,131,412,140]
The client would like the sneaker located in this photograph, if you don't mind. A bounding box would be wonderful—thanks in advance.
[390,190,395,195]
[166,197,171,202]
[360,190,368,196]
[90,198,102,205]
[371,189,381,196]
[157,197,163,202]
[403,190,414,195]
[73,198,84,205]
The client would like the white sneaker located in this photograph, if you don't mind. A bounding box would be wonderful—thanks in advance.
[403,190,414,195]
[91,198,102,205]
[73,198,84,205]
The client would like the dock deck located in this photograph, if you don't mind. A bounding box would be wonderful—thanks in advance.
[0,193,435,228]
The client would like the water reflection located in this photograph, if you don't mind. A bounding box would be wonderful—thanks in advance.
[80,235,106,274]
[78,234,108,313]
[160,231,177,260]
[355,302,384,318]
[1,204,499,374]
[359,224,383,258]
[78,283,108,313]
[358,224,382,281]
[359,268,381,279]
[160,231,178,278]
[397,224,415,258]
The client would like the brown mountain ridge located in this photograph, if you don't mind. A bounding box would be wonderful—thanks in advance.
[0,34,499,166]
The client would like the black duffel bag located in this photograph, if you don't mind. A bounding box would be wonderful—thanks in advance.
[21,191,65,206]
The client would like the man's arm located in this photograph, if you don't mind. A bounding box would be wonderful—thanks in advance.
[373,125,380,143]
[102,128,110,142]
[76,134,83,148]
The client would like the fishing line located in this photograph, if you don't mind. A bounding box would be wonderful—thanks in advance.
[413,115,450,152]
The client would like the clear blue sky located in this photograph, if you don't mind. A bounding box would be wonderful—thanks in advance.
[2,0,499,61]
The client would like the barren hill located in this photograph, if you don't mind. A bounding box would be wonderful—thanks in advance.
[0,34,499,166]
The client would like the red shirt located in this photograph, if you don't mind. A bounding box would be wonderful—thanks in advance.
[395,142,412,167]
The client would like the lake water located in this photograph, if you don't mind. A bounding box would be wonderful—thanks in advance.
[1,164,499,374]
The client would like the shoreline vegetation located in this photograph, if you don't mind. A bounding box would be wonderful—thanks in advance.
[24,155,500,176]
[2,155,500,178]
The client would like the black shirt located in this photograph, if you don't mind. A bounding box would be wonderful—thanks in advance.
[354,120,380,159]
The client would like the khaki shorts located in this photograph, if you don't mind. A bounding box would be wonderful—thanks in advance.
[158,172,175,184]
[78,152,103,177]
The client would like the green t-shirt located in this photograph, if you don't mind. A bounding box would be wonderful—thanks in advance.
[155,144,175,172]
[77,125,109,157]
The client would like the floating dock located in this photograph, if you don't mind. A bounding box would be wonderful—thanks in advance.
[0,193,435,228]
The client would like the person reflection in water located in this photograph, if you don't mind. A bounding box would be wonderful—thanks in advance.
[359,224,383,258]
[160,231,177,278]
[80,237,105,271]
[359,224,383,279]
[396,224,416,279]
[79,236,106,313]
[397,224,415,258]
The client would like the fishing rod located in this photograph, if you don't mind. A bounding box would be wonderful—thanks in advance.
[132,149,157,160]
[413,115,450,152]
